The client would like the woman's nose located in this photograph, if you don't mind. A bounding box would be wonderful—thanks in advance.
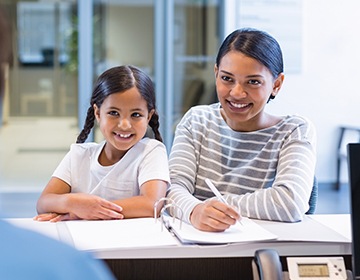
[230,83,247,98]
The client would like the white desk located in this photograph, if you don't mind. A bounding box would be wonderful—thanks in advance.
[6,214,352,280]
[94,214,351,259]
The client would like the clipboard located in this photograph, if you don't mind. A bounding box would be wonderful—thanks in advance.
[157,199,278,245]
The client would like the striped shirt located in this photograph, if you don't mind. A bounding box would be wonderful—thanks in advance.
[168,103,317,223]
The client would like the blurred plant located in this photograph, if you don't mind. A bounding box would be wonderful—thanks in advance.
[64,13,102,75]
[64,14,78,74]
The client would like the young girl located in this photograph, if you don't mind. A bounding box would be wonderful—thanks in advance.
[35,65,169,222]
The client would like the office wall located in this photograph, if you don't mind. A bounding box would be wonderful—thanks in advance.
[227,0,360,183]
[270,0,360,183]
[103,5,153,76]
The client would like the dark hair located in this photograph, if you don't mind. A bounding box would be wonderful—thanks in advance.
[76,65,163,143]
[216,28,283,83]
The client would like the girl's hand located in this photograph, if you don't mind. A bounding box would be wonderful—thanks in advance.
[65,193,124,220]
[49,212,80,222]
[190,200,240,232]
[33,212,59,221]
[34,212,80,222]
[35,193,124,222]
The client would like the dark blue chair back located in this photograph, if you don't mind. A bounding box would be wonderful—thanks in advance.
[306,177,318,215]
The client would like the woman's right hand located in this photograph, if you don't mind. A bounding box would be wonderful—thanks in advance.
[190,200,240,232]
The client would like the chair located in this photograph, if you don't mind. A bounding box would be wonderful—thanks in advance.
[182,79,204,114]
[59,84,76,115]
[336,126,360,190]
[20,78,53,115]
[305,177,318,215]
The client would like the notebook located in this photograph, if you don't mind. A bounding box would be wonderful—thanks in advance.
[159,198,278,244]
[161,212,277,245]
[347,143,360,279]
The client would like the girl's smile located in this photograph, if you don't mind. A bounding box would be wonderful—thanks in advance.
[94,87,154,165]
[113,132,134,141]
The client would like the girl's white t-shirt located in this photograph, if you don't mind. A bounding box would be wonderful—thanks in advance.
[52,138,170,201]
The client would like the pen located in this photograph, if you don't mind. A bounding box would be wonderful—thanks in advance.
[205,178,243,226]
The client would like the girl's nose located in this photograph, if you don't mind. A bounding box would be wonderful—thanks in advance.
[118,118,131,129]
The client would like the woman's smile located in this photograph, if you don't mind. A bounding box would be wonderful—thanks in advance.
[227,100,252,110]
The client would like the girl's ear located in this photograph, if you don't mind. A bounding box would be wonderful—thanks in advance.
[147,109,155,122]
[93,104,100,122]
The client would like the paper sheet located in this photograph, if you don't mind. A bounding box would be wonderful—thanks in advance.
[254,215,350,243]
[309,214,351,241]
[65,218,179,251]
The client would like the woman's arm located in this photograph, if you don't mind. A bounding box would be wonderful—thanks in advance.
[169,111,317,227]
[167,110,201,223]
[167,107,239,231]
[226,138,316,222]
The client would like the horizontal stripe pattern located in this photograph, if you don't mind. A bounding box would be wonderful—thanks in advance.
[168,103,316,224]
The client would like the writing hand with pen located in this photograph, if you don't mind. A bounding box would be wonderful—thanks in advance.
[189,179,242,232]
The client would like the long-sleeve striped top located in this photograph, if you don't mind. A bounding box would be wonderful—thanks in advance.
[167,103,317,224]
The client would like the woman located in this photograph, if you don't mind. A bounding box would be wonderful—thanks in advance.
[167,28,316,232]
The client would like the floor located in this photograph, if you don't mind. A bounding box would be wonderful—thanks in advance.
[0,117,352,219]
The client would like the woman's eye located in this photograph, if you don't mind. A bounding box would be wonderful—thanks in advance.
[248,79,261,85]
[221,76,232,82]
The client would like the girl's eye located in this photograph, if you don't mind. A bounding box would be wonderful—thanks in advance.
[132,112,142,118]
[108,111,119,116]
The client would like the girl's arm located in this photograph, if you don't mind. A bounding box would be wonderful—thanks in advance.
[35,177,123,221]
[111,179,168,218]
[107,140,169,219]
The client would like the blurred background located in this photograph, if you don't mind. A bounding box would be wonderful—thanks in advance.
[0,0,358,217]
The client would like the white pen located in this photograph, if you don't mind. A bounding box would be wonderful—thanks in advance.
[205,178,243,226]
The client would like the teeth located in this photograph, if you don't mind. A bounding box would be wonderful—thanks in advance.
[230,102,248,108]
[118,133,131,138]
